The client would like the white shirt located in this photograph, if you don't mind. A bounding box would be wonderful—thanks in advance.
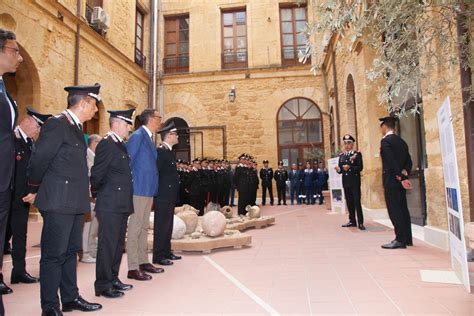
[0,75,16,129]
[66,109,81,129]
[162,141,172,150]
[110,131,123,142]
[383,130,394,139]
[142,125,153,139]
[16,126,28,143]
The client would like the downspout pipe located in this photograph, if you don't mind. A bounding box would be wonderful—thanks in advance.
[148,0,158,109]
[74,0,81,85]
[332,50,341,144]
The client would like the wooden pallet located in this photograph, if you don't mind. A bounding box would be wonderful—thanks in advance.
[171,230,251,253]
[226,216,275,231]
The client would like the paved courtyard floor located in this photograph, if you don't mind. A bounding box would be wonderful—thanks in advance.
[3,204,474,315]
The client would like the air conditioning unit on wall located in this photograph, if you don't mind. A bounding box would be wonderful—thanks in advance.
[91,6,111,32]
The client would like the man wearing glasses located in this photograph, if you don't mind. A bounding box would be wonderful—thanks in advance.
[0,29,23,299]
[126,109,164,280]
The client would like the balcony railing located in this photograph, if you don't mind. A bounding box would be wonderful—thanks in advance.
[222,50,248,70]
[163,54,189,74]
[281,47,311,67]
[135,49,147,71]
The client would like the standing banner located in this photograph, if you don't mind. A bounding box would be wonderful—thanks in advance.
[327,157,345,214]
[437,96,471,293]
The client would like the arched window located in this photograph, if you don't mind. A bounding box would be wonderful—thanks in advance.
[277,98,324,167]
[345,74,358,140]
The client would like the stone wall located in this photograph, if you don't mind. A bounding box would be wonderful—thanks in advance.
[1,0,150,135]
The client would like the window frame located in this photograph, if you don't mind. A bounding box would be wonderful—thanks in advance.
[221,8,248,70]
[279,5,310,67]
[163,15,190,74]
[135,6,146,69]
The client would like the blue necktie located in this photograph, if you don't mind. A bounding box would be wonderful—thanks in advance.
[0,78,7,99]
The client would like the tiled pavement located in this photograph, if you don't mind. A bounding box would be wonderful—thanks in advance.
[3,204,474,315]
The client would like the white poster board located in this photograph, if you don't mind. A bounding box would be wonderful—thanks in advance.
[328,157,345,214]
[437,96,471,293]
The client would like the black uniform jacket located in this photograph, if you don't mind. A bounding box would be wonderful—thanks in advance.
[337,151,363,188]
[0,88,17,192]
[27,111,90,214]
[259,168,273,186]
[380,134,413,189]
[274,168,289,185]
[156,146,180,203]
[185,168,202,196]
[90,133,133,214]
[12,128,32,202]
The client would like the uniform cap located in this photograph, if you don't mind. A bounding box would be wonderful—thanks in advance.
[158,121,177,138]
[107,108,135,125]
[27,107,52,126]
[379,116,397,126]
[342,134,355,142]
[64,83,101,103]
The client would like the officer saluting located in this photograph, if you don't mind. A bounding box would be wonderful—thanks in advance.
[90,109,135,299]
[336,134,365,230]
[24,84,102,315]
[9,108,51,286]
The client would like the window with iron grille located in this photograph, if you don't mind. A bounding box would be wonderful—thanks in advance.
[280,6,310,67]
[135,7,146,69]
[164,16,189,74]
[221,10,247,70]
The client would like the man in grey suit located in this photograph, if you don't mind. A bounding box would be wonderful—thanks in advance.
[80,134,101,263]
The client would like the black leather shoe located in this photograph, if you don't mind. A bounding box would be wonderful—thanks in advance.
[381,240,407,249]
[155,259,173,266]
[62,296,102,312]
[358,224,366,231]
[42,306,63,316]
[0,273,13,295]
[11,271,40,284]
[95,288,124,298]
[112,280,133,291]
[407,241,413,246]
[167,253,182,260]
[341,222,357,227]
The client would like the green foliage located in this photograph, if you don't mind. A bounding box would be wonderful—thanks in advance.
[301,0,473,116]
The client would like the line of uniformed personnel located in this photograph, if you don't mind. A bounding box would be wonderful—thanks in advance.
[176,153,261,216]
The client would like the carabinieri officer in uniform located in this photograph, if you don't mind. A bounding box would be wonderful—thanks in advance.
[24,84,103,315]
[90,109,135,298]
[152,122,182,266]
[336,134,365,230]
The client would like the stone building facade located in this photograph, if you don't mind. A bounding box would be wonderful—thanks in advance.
[157,0,473,249]
[1,0,152,135]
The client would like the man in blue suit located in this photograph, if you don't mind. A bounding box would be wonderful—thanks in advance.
[0,29,22,298]
[126,109,164,281]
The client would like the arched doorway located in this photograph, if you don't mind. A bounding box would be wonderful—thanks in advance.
[277,98,324,167]
[3,43,40,120]
[163,117,190,161]
[345,75,358,140]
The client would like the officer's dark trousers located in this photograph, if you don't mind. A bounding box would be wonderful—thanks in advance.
[304,186,313,205]
[384,188,412,245]
[290,184,299,204]
[95,212,128,293]
[152,200,174,262]
[237,189,249,215]
[190,194,205,216]
[0,189,11,270]
[220,186,230,207]
[40,211,82,311]
[229,188,235,206]
[10,200,30,277]
[343,186,364,225]
[261,184,273,205]
[276,184,286,204]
